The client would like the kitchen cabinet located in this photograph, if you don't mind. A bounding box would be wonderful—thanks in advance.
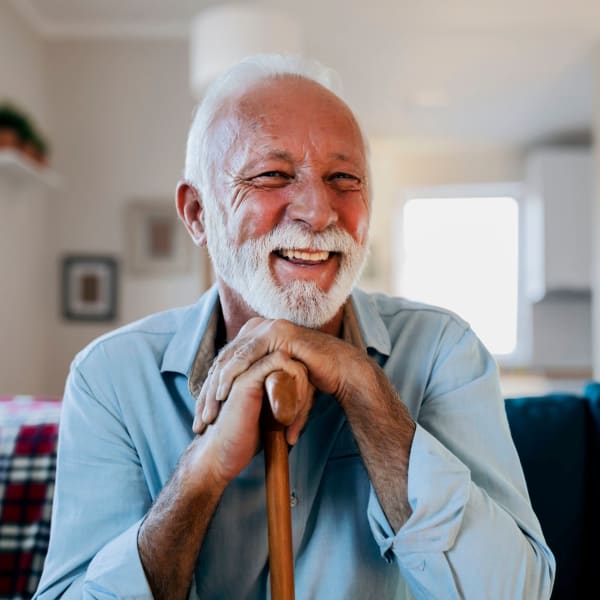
[523,147,592,301]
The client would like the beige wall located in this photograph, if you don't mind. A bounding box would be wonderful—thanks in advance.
[44,40,203,394]
[0,3,51,395]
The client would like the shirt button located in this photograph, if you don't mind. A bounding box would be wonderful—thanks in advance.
[290,490,298,508]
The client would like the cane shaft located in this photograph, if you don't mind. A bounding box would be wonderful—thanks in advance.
[262,372,296,600]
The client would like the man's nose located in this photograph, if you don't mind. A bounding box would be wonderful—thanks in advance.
[286,179,338,231]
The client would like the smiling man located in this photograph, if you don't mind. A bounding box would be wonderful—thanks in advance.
[34,54,554,600]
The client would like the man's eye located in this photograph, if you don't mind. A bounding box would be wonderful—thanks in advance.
[257,171,290,179]
[329,172,361,189]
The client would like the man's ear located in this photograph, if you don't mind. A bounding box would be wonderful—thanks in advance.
[176,181,206,247]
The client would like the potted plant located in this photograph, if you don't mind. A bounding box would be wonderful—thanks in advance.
[0,102,50,166]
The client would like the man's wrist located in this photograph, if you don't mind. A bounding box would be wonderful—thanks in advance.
[178,435,230,498]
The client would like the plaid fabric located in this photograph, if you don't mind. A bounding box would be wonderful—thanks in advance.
[0,397,61,600]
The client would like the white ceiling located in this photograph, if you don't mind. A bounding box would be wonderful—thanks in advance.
[10,0,600,146]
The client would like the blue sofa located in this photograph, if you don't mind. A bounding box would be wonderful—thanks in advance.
[505,381,600,600]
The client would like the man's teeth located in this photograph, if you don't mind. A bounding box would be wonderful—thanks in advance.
[279,249,330,261]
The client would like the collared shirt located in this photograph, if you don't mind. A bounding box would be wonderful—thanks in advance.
[34,286,555,599]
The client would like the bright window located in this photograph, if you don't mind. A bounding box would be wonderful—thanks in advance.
[399,195,519,356]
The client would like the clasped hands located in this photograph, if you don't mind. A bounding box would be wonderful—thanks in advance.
[191,317,364,486]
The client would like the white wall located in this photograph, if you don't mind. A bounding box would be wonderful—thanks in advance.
[44,40,204,395]
[0,3,51,395]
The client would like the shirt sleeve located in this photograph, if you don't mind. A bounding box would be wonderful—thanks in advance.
[367,323,556,599]
[33,358,154,599]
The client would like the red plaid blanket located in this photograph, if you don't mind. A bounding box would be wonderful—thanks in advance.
[0,397,61,600]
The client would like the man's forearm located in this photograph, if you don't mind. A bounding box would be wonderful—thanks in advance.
[138,439,225,600]
[339,358,416,531]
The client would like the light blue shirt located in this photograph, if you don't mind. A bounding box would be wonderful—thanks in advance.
[34,286,555,599]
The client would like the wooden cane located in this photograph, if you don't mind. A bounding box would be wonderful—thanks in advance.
[262,371,296,600]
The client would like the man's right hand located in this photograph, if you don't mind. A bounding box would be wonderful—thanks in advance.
[191,349,313,488]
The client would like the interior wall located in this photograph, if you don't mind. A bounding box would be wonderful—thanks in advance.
[0,3,51,395]
[44,39,203,395]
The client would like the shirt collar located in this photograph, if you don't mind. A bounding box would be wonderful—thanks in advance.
[348,287,392,356]
[160,284,220,378]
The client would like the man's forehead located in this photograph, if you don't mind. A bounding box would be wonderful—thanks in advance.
[225,77,358,131]
[207,75,367,176]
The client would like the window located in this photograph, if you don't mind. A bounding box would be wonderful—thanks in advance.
[398,189,520,357]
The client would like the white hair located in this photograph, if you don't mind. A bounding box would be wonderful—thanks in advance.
[183,53,368,202]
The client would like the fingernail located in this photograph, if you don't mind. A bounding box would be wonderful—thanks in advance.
[216,384,225,401]
[202,405,210,423]
[192,417,199,432]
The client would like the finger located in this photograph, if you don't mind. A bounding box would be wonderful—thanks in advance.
[215,318,299,402]
[197,318,269,405]
[216,350,297,429]
[286,369,315,445]
[216,335,268,401]
[202,360,224,423]
[194,361,220,433]
[193,393,206,434]
[227,350,306,415]
[286,411,309,446]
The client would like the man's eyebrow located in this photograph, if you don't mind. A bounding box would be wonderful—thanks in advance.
[330,152,355,162]
[240,151,294,173]
[239,150,363,174]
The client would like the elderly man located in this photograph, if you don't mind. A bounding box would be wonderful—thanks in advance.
[35,54,554,599]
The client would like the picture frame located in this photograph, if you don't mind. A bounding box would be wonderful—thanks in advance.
[62,255,118,321]
[125,200,191,276]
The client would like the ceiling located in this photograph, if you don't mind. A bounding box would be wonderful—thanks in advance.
[9,0,600,146]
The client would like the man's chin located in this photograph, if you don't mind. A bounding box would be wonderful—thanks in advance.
[255,281,345,329]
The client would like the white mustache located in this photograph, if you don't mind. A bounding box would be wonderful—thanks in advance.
[252,224,358,254]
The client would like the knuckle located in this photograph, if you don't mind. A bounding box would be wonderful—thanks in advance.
[272,349,290,362]
[233,339,259,361]
[240,316,265,334]
[270,318,290,335]
[232,342,254,361]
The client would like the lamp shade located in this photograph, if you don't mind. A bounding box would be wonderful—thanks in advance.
[189,3,304,98]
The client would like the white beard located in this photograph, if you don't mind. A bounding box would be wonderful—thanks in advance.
[205,210,368,328]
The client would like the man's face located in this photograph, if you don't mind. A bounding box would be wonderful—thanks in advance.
[204,76,370,328]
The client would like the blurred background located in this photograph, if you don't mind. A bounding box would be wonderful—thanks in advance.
[1,0,598,398]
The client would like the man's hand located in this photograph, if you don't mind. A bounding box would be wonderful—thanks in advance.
[195,317,365,426]
[194,343,314,487]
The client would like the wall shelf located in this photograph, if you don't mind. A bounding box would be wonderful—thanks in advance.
[0,148,60,188]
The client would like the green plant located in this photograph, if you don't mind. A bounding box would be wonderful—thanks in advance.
[0,103,27,137]
[0,101,49,160]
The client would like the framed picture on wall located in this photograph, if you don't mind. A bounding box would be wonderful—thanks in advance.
[125,200,191,276]
[62,255,118,321]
